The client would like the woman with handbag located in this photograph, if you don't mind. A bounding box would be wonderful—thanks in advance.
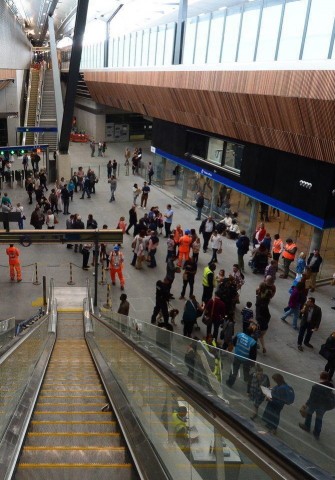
[203,293,225,342]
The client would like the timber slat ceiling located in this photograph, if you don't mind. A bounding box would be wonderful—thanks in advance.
[84,69,335,164]
[0,69,16,80]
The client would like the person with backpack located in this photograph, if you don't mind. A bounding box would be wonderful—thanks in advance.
[236,230,250,273]
[299,371,334,439]
[262,373,295,433]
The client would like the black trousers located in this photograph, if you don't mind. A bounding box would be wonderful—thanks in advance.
[151,301,169,324]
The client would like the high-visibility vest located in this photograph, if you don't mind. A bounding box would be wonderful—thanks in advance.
[109,251,124,268]
[272,239,283,254]
[171,412,187,434]
[203,266,213,287]
[6,247,20,264]
[282,243,297,261]
[234,333,256,360]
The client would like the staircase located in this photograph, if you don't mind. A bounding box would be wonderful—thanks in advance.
[14,310,136,480]
[25,69,40,145]
[38,70,58,153]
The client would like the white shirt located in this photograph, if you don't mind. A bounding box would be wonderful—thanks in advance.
[211,234,223,250]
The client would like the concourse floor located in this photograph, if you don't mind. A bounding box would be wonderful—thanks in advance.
[1,138,334,386]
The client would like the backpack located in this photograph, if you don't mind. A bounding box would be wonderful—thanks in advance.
[283,384,295,405]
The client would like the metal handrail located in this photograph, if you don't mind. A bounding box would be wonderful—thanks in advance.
[34,63,46,145]
[22,70,33,145]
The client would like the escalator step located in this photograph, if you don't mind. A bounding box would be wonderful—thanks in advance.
[15,464,134,480]
[25,433,123,447]
[19,447,129,465]
[30,421,119,433]
[38,396,107,402]
[35,404,109,412]
[32,412,113,421]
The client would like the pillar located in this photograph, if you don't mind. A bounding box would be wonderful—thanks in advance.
[247,199,259,240]
[309,227,323,252]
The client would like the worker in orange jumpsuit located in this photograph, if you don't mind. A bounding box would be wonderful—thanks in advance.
[109,245,125,290]
[6,244,22,282]
[173,224,184,256]
[177,230,192,267]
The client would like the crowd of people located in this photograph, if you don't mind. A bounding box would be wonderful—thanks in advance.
[1,145,335,442]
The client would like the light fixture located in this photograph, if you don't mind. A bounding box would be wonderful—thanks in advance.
[299,180,312,189]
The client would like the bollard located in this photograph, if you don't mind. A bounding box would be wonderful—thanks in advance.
[67,262,75,285]
[99,265,107,285]
[33,263,41,285]
[103,284,112,309]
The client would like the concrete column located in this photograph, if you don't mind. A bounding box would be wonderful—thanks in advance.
[247,199,259,240]
[310,227,323,252]
[173,0,188,65]
[57,152,72,183]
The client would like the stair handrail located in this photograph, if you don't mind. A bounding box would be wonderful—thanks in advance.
[34,62,46,146]
[22,69,33,146]
[47,278,57,333]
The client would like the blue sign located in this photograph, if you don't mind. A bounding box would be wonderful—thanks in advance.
[17,127,57,133]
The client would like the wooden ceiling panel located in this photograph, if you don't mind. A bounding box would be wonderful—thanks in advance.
[84,68,335,163]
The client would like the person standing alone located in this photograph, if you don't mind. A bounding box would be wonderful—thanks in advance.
[6,244,22,282]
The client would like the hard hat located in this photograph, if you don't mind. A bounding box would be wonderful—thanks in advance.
[185,229,191,235]
[113,245,120,251]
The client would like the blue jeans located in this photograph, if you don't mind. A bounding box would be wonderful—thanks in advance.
[304,406,326,436]
[281,306,300,328]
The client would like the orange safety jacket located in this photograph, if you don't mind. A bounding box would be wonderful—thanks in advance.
[6,246,20,265]
[282,243,297,261]
[178,235,192,253]
[272,239,283,254]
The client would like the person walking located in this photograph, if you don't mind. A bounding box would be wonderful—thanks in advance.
[109,245,125,290]
[147,230,159,268]
[132,183,141,205]
[280,238,297,278]
[164,204,174,237]
[90,140,95,157]
[203,293,226,342]
[226,326,257,388]
[306,249,323,292]
[180,257,197,299]
[262,374,294,434]
[297,297,322,351]
[255,282,272,354]
[236,230,250,273]
[322,332,335,380]
[107,160,112,179]
[80,176,91,199]
[151,278,170,325]
[82,243,92,270]
[195,191,205,220]
[108,175,117,202]
[46,210,56,229]
[182,295,202,337]
[140,181,150,209]
[177,230,192,267]
[299,371,334,439]
[126,205,137,235]
[117,293,130,316]
[61,184,70,214]
[280,281,305,330]
[147,162,154,185]
[209,230,223,264]
[199,216,216,253]
[6,244,22,282]
[202,262,216,304]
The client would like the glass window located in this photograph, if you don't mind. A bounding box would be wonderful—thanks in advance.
[277,0,309,61]
[207,137,224,166]
[224,142,244,173]
[112,39,118,67]
[142,29,150,66]
[256,1,282,61]
[156,25,166,66]
[124,35,130,67]
[164,22,175,65]
[194,13,211,65]
[148,27,158,65]
[207,10,226,64]
[303,0,335,60]
[118,36,124,67]
[183,17,198,64]
[221,6,242,63]
[238,3,260,62]
[186,131,208,159]
[135,31,143,66]
[129,32,136,66]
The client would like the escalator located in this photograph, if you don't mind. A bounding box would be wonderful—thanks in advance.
[14,311,137,480]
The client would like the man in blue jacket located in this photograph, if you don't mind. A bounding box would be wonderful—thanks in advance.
[226,326,257,387]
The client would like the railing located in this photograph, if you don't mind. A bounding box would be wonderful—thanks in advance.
[98,310,335,479]
[34,62,46,145]
[22,70,33,146]
[0,317,15,348]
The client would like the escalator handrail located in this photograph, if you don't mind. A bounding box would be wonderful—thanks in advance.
[91,313,332,480]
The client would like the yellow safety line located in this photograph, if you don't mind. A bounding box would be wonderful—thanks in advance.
[36,403,105,407]
[31,421,116,424]
[28,433,120,437]
[34,412,111,415]
[38,395,106,398]
[18,463,132,469]
[24,446,125,451]
[57,308,84,312]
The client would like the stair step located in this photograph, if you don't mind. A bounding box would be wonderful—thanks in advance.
[15,464,134,480]
[25,432,123,447]
[19,447,129,465]
[32,412,112,422]
[30,421,119,433]
[38,395,107,403]
[35,404,108,412]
